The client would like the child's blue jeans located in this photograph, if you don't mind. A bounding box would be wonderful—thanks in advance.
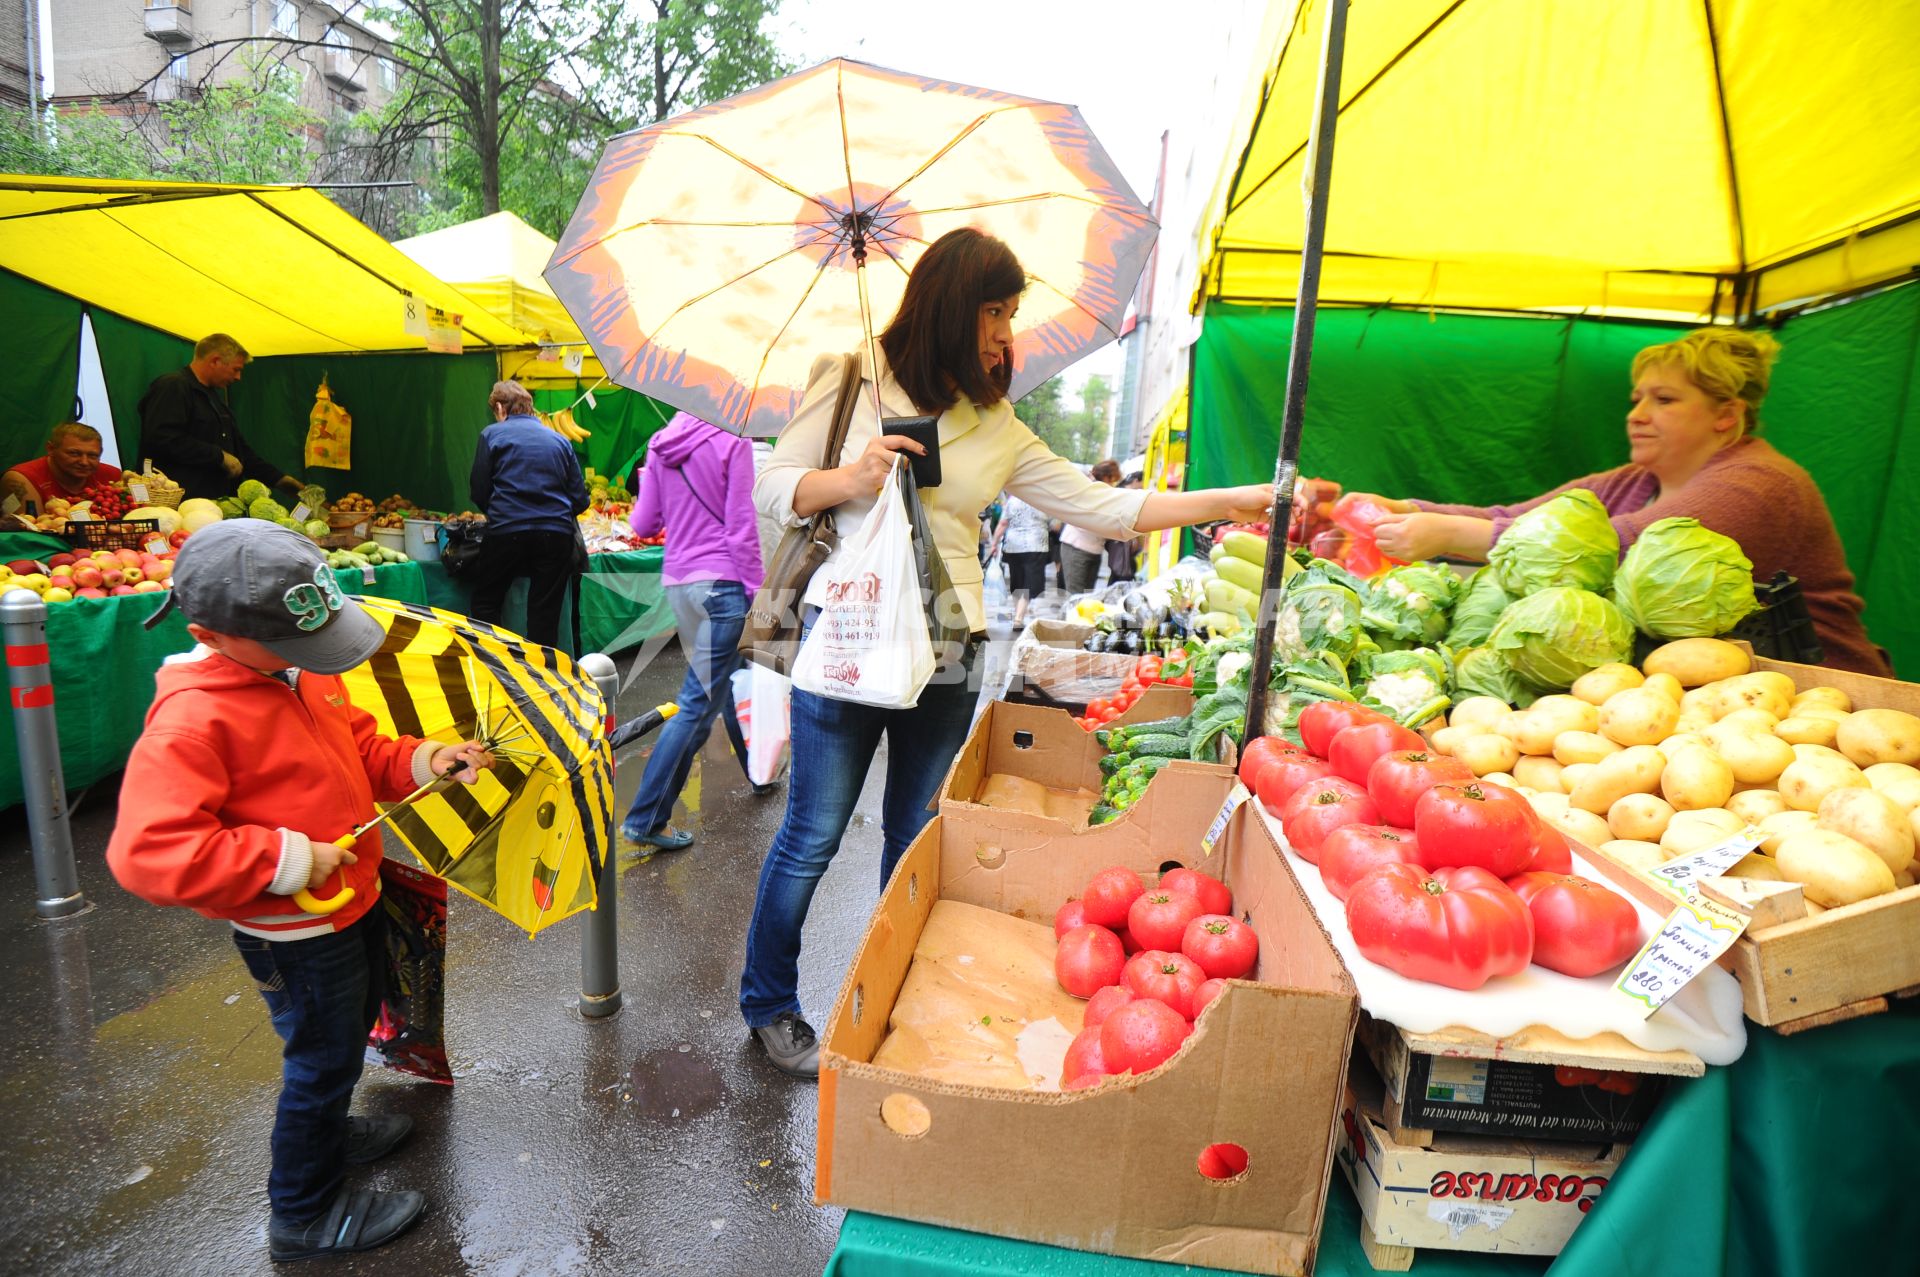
[233,907,387,1224]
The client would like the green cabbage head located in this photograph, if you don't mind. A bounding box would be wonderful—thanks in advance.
[1451,646,1537,708]
[1444,566,1515,649]
[1612,517,1758,638]
[1489,489,1619,596]
[1488,587,1635,691]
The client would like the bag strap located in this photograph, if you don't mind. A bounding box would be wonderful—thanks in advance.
[820,352,862,472]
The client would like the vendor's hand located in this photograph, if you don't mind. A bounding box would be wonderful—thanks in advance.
[308,840,358,888]
[1373,513,1454,560]
[430,740,495,784]
[275,474,303,493]
[844,433,923,496]
[221,451,244,478]
[1215,483,1276,525]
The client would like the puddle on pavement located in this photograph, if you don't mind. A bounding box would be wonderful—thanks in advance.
[625,1046,726,1120]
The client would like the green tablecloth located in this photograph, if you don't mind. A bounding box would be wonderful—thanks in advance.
[827,1004,1920,1276]
[412,546,673,657]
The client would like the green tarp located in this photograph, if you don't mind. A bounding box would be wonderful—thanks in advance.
[1,271,83,443]
[1189,287,1920,676]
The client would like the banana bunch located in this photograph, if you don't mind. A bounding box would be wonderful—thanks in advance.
[540,408,591,442]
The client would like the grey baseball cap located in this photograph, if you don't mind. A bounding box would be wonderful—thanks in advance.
[144,519,386,675]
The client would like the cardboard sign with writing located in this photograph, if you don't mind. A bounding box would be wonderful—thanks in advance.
[562,347,585,374]
[401,295,427,336]
[1614,891,1749,1017]
[424,307,464,355]
[1648,826,1764,894]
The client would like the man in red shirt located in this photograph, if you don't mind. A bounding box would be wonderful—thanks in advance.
[2,422,122,514]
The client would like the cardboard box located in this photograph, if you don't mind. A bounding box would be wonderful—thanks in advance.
[816,800,1359,1274]
[1005,618,1139,707]
[939,695,1215,841]
[1580,651,1920,1028]
[1336,1058,1626,1262]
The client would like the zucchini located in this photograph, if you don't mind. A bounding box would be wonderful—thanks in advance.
[1127,733,1191,758]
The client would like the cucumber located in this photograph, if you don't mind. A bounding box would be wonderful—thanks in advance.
[1116,715,1192,738]
[1127,733,1191,758]
[1098,752,1134,776]
[1087,805,1117,826]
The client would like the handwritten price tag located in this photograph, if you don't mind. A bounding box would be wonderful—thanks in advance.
[144,535,171,557]
[1200,782,1251,857]
[1614,890,1748,1017]
[289,502,311,523]
[361,565,377,586]
[1648,826,1765,895]
[128,482,150,504]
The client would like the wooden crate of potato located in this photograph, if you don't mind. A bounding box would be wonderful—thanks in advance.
[1425,638,1920,1030]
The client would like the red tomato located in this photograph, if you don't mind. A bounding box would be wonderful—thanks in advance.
[1526,823,1576,875]
[1064,1071,1106,1091]
[1125,951,1204,1017]
[1054,899,1090,939]
[1099,999,1192,1074]
[1414,782,1541,879]
[1238,736,1304,793]
[1080,866,1146,929]
[1197,1143,1250,1180]
[1279,776,1381,863]
[1138,656,1163,680]
[1192,977,1229,1018]
[1328,720,1428,786]
[1344,863,1535,990]
[1367,749,1475,828]
[1117,925,1144,955]
[1063,1025,1112,1081]
[1298,701,1392,758]
[1181,914,1259,979]
[1121,949,1176,995]
[1319,825,1423,902]
[1083,984,1136,1028]
[1054,924,1127,997]
[1127,889,1207,952]
[1254,753,1337,814]
[1506,872,1644,977]
[1160,867,1232,916]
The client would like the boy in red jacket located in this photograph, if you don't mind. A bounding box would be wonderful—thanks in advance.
[107,520,492,1261]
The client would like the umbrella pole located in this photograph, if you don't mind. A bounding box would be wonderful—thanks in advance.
[578,652,624,1018]
[1244,0,1351,743]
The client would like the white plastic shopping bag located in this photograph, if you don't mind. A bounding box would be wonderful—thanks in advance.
[730,664,790,786]
[791,459,935,708]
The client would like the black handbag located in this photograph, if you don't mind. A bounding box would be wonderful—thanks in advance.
[439,519,486,578]
[899,463,973,668]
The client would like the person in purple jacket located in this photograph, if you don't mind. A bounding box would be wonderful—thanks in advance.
[621,412,771,851]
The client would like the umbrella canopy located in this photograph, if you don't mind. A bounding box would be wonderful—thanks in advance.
[1200,0,1920,320]
[546,58,1157,436]
[340,599,615,937]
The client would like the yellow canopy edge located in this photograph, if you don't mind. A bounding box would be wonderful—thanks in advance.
[1199,0,1920,320]
[0,175,538,355]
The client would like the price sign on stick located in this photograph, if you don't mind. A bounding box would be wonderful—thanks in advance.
[1649,826,1765,894]
[1614,890,1749,1017]
[128,481,150,504]
[1200,782,1251,858]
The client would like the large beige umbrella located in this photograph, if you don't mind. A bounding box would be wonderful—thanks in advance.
[546,58,1157,436]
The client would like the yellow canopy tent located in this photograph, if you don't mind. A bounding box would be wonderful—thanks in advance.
[1200,0,1920,320]
[393,211,606,383]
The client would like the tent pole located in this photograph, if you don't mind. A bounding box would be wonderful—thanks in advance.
[1245,0,1349,743]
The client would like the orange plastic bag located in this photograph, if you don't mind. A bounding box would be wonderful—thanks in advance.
[304,377,352,471]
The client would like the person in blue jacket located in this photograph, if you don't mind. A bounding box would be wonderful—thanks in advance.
[467,381,588,649]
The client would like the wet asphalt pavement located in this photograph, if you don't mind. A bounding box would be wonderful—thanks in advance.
[0,576,1028,1276]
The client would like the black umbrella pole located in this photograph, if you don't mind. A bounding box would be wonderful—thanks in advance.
[1245,0,1350,744]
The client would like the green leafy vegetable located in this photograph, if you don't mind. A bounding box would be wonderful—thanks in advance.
[1275,564,1367,661]
[1444,567,1515,649]
[1357,647,1454,728]
[1488,587,1636,691]
[237,479,272,507]
[1362,562,1464,645]
[1452,646,1538,708]
[1611,517,1758,638]
[1488,489,1620,596]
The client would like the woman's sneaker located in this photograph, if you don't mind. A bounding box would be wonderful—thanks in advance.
[750,1012,819,1078]
[268,1188,426,1261]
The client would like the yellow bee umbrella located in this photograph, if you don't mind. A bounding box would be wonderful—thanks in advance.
[546,57,1157,437]
[339,598,615,937]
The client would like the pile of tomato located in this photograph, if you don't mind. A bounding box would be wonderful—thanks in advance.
[1075,653,1194,730]
[1050,864,1257,1090]
[1241,701,1644,990]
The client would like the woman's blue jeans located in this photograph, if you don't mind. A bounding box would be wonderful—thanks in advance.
[738,634,981,1029]
[621,579,750,839]
[232,908,387,1224]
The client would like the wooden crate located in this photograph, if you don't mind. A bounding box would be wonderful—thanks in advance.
[1337,1055,1628,1270]
[1353,1013,1701,1147]
[1578,650,1920,1031]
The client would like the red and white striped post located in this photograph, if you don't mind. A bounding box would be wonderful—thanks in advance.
[2,588,84,918]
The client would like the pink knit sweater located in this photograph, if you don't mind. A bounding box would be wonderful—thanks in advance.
[1417,438,1891,676]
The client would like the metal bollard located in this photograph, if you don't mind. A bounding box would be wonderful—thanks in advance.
[577,651,622,1018]
[2,588,85,919]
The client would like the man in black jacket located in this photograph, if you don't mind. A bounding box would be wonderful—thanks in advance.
[138,334,301,500]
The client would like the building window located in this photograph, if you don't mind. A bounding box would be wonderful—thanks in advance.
[271,0,298,37]
[146,0,192,10]
[323,24,351,52]
[166,52,191,89]
[377,57,397,92]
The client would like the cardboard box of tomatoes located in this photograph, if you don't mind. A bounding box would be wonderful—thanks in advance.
[815,796,1358,1275]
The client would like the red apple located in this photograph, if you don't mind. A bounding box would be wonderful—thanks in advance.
[169,529,190,548]
[132,580,165,593]
[72,566,103,589]
[114,548,141,567]
[101,568,125,587]
[147,561,173,581]
[109,584,136,596]
[75,587,107,600]
[49,553,75,569]
[122,567,145,584]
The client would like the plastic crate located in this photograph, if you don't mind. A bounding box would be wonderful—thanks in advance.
[1724,572,1823,664]
[64,519,162,552]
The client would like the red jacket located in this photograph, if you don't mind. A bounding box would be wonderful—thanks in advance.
[107,646,436,939]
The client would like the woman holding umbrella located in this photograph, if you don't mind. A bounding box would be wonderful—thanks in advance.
[740,228,1274,1077]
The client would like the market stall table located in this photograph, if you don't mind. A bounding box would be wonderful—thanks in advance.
[412,544,672,658]
[824,1003,1920,1276]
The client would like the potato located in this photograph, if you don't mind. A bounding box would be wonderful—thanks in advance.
[1429,725,1466,756]
[1912,806,1920,853]
[1775,715,1840,747]
[1572,662,1645,706]
[1513,755,1568,794]
[1599,687,1680,747]
[1609,793,1676,842]
[1659,807,1743,856]
[1570,745,1667,815]
[1865,761,1920,788]
[1448,696,1512,736]
[1836,708,1920,767]
[1775,828,1897,907]
[1722,853,1783,881]
[1790,743,1851,765]
[1452,732,1521,777]
[1712,731,1795,786]
[1482,772,1520,789]
[1559,762,1597,795]
[1644,637,1750,687]
[1533,695,1601,736]
[1714,708,1782,737]
[1790,703,1852,724]
[1709,672,1797,720]
[1554,731,1623,766]
[1864,763,1920,813]
[1499,711,1559,757]
[1601,839,1668,874]
[1778,754,1868,812]
[1679,686,1722,720]
[1658,731,1713,755]
[1757,810,1818,855]
[1527,791,1571,821]
[1642,671,1685,704]
[1816,787,1915,874]
[1727,789,1789,824]
[1661,745,1736,812]
[1792,686,1853,714]
[1896,869,1916,890]
[1544,805,1612,849]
